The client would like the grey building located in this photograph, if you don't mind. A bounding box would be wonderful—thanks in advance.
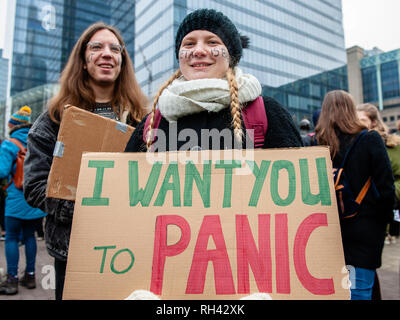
[0,50,8,102]
[134,0,347,96]
[347,46,400,131]
[9,0,135,98]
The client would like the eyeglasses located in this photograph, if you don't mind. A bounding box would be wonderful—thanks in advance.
[86,41,124,54]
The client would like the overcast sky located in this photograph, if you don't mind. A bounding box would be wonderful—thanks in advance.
[342,0,400,52]
[0,0,399,54]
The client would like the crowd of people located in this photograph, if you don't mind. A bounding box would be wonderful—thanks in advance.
[0,9,398,301]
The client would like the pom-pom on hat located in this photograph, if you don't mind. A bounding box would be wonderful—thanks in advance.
[9,105,32,127]
[175,8,249,67]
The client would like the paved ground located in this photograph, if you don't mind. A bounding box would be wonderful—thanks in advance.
[0,236,399,300]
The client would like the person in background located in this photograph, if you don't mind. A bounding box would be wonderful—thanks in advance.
[302,109,320,146]
[357,103,400,245]
[125,8,302,153]
[23,22,148,300]
[396,120,400,136]
[299,118,311,139]
[0,145,6,241]
[315,91,395,300]
[0,106,47,295]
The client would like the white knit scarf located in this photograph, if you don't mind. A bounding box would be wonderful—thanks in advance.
[158,67,262,122]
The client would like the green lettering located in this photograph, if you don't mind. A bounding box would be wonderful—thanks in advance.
[94,245,116,273]
[215,160,242,208]
[82,160,114,206]
[270,160,296,206]
[154,162,181,207]
[184,161,211,208]
[299,158,331,206]
[129,161,162,207]
[247,160,271,207]
[110,248,135,274]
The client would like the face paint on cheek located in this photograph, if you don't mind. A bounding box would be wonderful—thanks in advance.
[86,53,94,64]
[211,48,220,57]
[179,50,194,60]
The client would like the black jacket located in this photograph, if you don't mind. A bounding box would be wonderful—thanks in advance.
[334,130,395,269]
[24,111,137,261]
[125,96,303,152]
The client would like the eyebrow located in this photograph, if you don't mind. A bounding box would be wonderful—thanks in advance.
[182,35,221,42]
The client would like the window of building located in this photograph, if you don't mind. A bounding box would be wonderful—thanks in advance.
[362,66,378,102]
[381,61,400,99]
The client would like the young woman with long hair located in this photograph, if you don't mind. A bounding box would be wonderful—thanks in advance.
[356,103,400,245]
[316,90,395,300]
[23,22,148,300]
[125,9,302,153]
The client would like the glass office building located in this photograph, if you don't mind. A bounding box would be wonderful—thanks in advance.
[134,0,346,96]
[0,50,8,101]
[361,49,400,107]
[263,65,348,123]
[10,0,135,97]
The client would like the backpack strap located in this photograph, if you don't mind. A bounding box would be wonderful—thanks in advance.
[143,109,162,144]
[338,129,373,204]
[241,96,268,148]
[8,138,26,152]
[3,138,26,190]
[355,177,372,204]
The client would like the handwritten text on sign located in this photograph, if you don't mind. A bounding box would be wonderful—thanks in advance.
[63,149,348,300]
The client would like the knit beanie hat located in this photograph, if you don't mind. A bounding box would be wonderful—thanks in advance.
[175,9,249,67]
[9,106,32,127]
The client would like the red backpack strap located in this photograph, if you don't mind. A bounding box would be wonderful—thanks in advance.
[241,96,268,148]
[4,138,26,190]
[143,109,162,144]
[8,138,26,152]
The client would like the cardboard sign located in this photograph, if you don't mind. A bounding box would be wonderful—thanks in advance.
[46,106,135,200]
[63,148,350,300]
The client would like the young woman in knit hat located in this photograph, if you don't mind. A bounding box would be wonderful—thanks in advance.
[0,106,47,295]
[22,23,148,300]
[125,8,302,153]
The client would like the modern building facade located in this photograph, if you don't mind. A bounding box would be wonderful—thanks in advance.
[9,0,135,97]
[347,46,400,130]
[0,50,9,102]
[2,0,136,135]
[134,0,347,97]
[263,65,348,123]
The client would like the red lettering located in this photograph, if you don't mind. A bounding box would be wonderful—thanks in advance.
[275,214,290,294]
[150,215,191,295]
[293,213,334,295]
[236,214,272,293]
[186,215,235,295]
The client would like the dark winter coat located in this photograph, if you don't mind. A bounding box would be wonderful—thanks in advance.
[333,130,395,269]
[125,96,303,152]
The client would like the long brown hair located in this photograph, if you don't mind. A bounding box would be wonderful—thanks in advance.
[145,67,243,150]
[315,90,367,158]
[357,103,400,147]
[48,22,148,123]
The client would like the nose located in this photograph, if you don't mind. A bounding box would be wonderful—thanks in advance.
[100,45,113,58]
[192,43,207,57]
